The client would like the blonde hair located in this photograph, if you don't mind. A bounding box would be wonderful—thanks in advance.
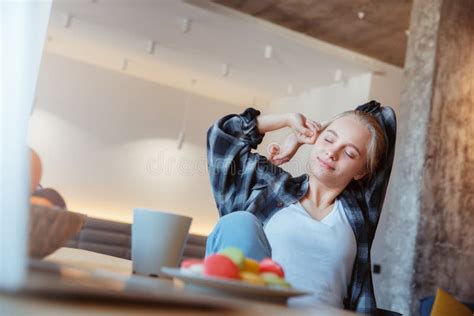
[321,111,386,178]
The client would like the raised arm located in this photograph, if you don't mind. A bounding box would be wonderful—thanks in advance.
[258,112,321,165]
[206,108,318,216]
[256,112,317,136]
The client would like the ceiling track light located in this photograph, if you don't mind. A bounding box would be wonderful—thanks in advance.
[177,79,197,150]
[63,13,73,28]
[181,18,191,33]
[264,45,273,59]
[334,69,342,82]
[121,58,128,71]
[287,83,293,95]
[147,40,156,54]
[221,63,229,77]
[177,130,185,150]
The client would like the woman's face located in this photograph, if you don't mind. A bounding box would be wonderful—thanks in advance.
[309,115,370,188]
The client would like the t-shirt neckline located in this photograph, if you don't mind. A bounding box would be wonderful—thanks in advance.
[296,200,339,226]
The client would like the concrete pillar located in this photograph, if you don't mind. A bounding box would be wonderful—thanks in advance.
[377,0,474,314]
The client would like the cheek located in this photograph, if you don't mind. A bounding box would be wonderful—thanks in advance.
[343,159,366,176]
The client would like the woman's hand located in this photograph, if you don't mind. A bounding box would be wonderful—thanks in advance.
[287,113,322,144]
[268,117,322,166]
[268,133,300,166]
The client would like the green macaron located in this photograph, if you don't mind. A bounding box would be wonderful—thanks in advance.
[218,247,245,270]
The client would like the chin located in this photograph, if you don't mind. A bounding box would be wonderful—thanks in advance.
[309,165,333,182]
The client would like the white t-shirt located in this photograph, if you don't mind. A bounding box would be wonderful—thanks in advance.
[263,199,357,309]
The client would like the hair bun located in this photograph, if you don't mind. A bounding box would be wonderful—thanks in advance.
[357,100,381,114]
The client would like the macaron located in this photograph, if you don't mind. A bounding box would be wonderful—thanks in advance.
[189,263,204,274]
[260,272,291,288]
[240,271,266,286]
[181,263,204,275]
[180,258,203,269]
[218,247,245,270]
[243,258,260,273]
[259,258,285,278]
[203,254,240,280]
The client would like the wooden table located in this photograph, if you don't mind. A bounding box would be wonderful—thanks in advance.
[0,248,355,315]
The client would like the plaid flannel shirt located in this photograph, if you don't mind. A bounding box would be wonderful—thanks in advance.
[206,102,397,315]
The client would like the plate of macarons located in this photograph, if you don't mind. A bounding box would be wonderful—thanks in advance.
[160,247,310,304]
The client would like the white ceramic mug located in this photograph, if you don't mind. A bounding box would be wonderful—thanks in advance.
[132,208,192,277]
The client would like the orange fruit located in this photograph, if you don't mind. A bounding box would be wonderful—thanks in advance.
[243,258,260,273]
[30,196,53,208]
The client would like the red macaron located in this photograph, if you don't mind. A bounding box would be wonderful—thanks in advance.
[258,258,285,278]
[203,254,241,280]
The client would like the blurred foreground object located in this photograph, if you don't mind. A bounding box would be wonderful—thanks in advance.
[29,205,87,259]
[29,148,42,193]
[32,188,67,209]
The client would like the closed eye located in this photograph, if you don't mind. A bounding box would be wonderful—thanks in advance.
[324,138,333,143]
[345,151,354,158]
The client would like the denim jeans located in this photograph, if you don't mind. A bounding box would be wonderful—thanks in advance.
[205,211,272,261]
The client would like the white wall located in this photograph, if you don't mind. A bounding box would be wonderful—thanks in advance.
[369,66,403,113]
[29,52,243,235]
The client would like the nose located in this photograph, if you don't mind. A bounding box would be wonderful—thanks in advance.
[326,147,338,161]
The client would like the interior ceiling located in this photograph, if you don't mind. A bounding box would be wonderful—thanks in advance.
[45,0,400,107]
[213,0,413,67]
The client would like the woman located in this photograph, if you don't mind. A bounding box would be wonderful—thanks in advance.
[205,101,396,314]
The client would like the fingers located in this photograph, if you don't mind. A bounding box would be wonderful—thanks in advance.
[294,124,314,137]
[267,143,280,155]
[271,157,289,166]
[268,144,291,166]
[267,143,280,164]
[306,119,322,132]
[305,119,323,144]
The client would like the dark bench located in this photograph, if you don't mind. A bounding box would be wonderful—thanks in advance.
[66,217,207,264]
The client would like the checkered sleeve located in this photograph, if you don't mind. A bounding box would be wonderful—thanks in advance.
[206,108,265,216]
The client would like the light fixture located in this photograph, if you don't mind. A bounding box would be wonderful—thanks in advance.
[334,69,342,82]
[221,63,229,77]
[264,45,273,59]
[177,130,185,150]
[146,40,156,54]
[63,13,73,28]
[177,79,196,150]
[287,83,293,95]
[121,58,128,71]
[181,18,191,33]
[357,11,365,20]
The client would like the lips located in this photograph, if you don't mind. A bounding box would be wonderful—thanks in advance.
[317,157,335,170]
